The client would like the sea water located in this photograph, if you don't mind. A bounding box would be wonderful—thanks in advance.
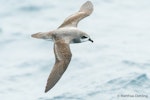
[0,0,150,100]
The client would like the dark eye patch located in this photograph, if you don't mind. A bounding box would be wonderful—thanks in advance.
[81,36,87,39]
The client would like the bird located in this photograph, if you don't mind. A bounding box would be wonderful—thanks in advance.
[31,1,94,93]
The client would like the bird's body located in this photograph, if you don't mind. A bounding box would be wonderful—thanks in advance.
[33,26,91,44]
[31,1,94,92]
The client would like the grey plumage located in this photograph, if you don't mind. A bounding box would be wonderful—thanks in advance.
[45,40,72,92]
[31,1,94,92]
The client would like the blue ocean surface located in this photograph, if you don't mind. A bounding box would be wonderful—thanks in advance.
[0,0,150,100]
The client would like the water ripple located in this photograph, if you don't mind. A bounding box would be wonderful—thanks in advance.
[122,60,150,68]
[20,5,42,12]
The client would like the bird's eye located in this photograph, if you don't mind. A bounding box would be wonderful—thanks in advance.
[81,36,87,39]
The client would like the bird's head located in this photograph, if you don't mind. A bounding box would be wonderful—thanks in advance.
[80,35,94,43]
[71,32,93,43]
[80,33,93,43]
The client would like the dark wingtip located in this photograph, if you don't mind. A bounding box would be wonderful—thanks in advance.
[45,88,48,93]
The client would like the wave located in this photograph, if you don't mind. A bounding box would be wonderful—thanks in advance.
[87,73,150,98]
[107,73,150,88]
[122,60,150,68]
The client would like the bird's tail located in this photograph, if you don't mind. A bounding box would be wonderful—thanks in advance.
[31,32,53,41]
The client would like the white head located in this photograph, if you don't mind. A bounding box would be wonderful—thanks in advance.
[80,34,93,43]
[71,32,93,43]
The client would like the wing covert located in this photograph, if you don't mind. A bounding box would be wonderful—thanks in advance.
[45,40,72,92]
[58,1,93,28]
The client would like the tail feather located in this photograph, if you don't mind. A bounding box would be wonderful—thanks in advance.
[31,32,53,40]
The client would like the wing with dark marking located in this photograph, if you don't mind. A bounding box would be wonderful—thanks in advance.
[45,40,72,92]
[58,1,93,28]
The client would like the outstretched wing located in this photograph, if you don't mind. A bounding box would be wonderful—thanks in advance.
[45,40,72,93]
[58,1,93,28]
